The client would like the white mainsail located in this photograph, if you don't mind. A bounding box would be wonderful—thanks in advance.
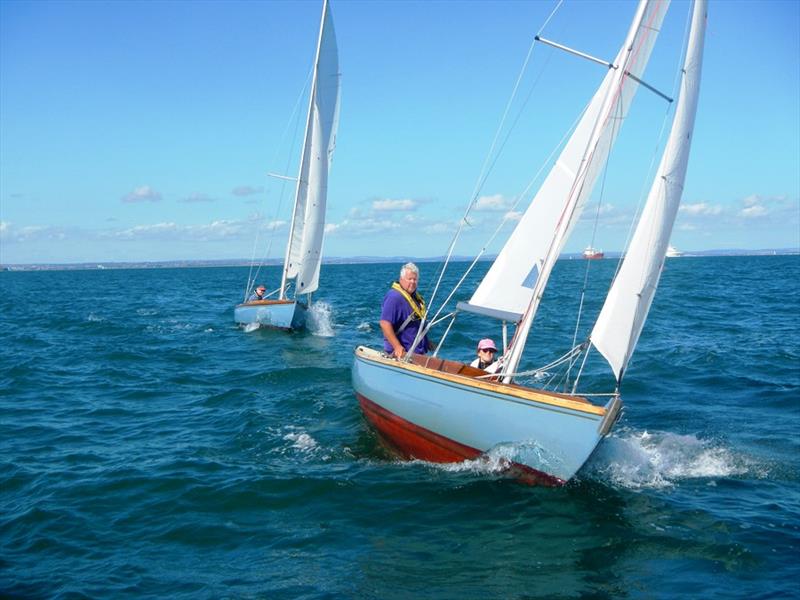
[461,0,670,324]
[282,0,341,297]
[591,0,707,383]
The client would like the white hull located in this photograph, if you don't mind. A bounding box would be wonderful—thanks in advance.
[234,300,307,330]
[352,346,618,484]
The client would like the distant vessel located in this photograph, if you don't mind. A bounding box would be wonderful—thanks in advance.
[666,245,683,257]
[583,246,605,260]
[234,0,341,331]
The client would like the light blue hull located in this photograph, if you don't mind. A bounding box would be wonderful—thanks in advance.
[352,346,616,483]
[234,300,307,330]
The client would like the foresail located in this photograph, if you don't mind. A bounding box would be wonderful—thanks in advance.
[591,0,707,382]
[285,1,341,295]
[463,0,669,322]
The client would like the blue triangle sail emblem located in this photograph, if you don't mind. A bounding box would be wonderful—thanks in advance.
[522,263,540,289]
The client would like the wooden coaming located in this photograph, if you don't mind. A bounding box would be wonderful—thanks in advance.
[355,346,606,417]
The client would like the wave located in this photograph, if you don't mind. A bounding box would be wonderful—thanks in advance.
[584,428,760,489]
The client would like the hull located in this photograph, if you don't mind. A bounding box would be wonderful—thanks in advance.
[583,248,604,259]
[234,299,307,330]
[352,346,619,484]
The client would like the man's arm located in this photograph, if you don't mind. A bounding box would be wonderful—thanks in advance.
[379,320,405,359]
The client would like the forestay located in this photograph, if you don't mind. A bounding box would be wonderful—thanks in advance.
[591,0,707,383]
[459,0,670,323]
[283,0,341,296]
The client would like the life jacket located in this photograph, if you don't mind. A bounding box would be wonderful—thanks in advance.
[390,282,427,330]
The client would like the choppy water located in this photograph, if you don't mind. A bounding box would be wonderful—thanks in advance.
[1,256,798,599]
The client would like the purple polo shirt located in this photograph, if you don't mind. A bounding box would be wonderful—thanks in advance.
[380,288,431,355]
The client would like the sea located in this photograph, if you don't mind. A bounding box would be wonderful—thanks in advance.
[2,255,798,599]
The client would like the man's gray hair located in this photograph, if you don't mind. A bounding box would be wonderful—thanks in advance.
[400,262,419,278]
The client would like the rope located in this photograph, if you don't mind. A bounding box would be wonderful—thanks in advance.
[243,67,313,301]
[415,1,566,347]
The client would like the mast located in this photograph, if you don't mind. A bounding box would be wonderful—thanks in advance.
[500,0,669,382]
[280,0,330,300]
[590,0,707,383]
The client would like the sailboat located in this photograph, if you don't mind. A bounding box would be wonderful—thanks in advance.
[352,0,706,485]
[235,0,341,331]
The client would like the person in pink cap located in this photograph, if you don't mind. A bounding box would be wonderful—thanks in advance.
[470,338,503,374]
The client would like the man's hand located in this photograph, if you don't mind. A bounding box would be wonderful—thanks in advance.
[380,319,406,360]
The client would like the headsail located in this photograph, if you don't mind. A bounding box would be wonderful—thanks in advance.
[460,0,670,324]
[591,0,707,383]
[282,0,341,297]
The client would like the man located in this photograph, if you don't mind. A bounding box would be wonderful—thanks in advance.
[248,285,267,302]
[380,263,432,359]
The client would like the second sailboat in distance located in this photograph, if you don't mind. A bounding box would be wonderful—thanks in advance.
[236,0,341,331]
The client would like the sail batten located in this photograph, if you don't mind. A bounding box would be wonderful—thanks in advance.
[591,0,707,382]
[281,0,340,297]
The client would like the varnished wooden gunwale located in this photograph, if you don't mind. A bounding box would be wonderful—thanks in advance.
[355,346,606,417]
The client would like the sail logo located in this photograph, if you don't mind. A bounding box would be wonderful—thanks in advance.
[522,264,540,289]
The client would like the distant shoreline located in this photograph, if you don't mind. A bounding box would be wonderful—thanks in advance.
[2,249,798,272]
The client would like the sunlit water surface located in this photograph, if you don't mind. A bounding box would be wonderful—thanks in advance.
[1,256,798,598]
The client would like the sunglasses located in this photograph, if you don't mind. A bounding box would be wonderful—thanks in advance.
[479,348,497,353]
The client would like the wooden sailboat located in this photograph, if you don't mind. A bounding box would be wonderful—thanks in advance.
[353,0,707,484]
[235,0,341,331]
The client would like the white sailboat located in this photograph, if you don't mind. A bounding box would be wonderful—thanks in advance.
[236,0,341,331]
[353,0,707,484]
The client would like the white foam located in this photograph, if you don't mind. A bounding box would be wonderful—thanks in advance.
[87,313,104,322]
[586,429,750,489]
[243,322,260,333]
[307,301,335,337]
[356,322,372,332]
[283,430,319,453]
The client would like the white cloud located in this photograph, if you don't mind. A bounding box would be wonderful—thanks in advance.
[0,222,68,242]
[122,185,162,203]
[372,198,418,212]
[679,202,722,216]
[742,194,761,208]
[503,210,523,222]
[232,186,263,197]
[740,204,767,218]
[474,194,510,212]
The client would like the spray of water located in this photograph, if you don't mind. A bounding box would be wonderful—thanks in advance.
[586,429,753,489]
[307,302,335,337]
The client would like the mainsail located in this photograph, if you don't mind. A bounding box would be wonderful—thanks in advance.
[459,0,670,378]
[591,0,707,383]
[282,0,341,297]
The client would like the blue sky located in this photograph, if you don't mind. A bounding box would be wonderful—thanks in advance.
[1,0,798,264]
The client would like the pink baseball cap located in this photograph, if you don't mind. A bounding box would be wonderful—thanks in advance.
[477,338,497,352]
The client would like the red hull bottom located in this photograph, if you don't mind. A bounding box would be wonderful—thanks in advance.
[357,393,564,487]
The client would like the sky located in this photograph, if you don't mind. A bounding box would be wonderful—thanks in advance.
[1,0,798,265]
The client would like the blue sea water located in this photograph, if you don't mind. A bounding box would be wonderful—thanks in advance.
[1,255,798,599]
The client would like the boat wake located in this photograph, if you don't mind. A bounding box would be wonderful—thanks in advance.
[308,302,335,337]
[585,429,754,489]
[408,442,565,480]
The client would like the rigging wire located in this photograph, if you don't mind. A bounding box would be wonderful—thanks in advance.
[244,67,314,300]
[420,0,565,321]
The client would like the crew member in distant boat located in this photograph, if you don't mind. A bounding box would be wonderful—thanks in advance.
[470,338,503,374]
[248,285,267,302]
[379,262,432,359]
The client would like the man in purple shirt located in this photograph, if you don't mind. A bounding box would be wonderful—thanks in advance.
[380,262,432,358]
